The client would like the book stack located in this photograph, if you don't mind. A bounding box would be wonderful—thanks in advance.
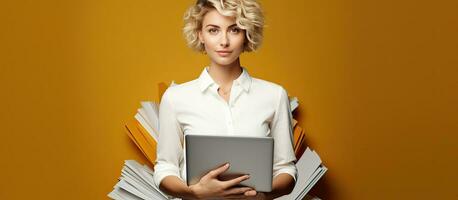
[108,82,326,200]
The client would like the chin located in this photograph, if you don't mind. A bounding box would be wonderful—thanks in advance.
[212,57,239,66]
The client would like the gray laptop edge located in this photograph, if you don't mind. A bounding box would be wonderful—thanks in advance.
[185,134,274,192]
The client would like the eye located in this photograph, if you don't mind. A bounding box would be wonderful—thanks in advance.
[230,27,241,33]
[208,28,219,34]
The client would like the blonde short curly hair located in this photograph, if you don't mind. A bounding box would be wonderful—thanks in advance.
[183,0,265,52]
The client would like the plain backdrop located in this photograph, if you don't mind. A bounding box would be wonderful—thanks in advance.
[0,0,457,199]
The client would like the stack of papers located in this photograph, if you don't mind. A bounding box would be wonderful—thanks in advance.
[277,148,327,200]
[107,160,171,200]
[123,81,177,167]
[108,81,326,200]
[288,97,328,200]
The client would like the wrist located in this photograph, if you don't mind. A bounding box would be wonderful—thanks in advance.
[188,184,202,199]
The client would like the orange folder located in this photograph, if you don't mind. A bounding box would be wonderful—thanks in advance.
[293,125,303,151]
[134,120,158,163]
[125,120,157,166]
[295,128,307,159]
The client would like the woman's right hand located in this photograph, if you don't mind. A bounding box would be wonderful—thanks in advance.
[189,163,254,199]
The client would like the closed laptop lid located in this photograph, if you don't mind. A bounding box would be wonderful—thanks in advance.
[185,134,274,192]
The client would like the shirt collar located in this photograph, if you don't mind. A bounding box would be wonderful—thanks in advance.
[198,66,252,93]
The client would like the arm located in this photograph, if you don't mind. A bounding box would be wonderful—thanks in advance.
[160,164,253,200]
[262,173,296,199]
[154,88,189,198]
[230,173,295,200]
[159,175,196,199]
[267,86,298,198]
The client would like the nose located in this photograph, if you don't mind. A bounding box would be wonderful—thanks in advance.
[220,33,229,47]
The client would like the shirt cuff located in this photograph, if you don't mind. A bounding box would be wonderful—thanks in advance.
[153,163,183,188]
[273,165,298,183]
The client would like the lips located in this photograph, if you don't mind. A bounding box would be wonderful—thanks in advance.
[216,50,232,57]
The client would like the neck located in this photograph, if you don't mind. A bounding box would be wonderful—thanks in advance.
[207,58,242,87]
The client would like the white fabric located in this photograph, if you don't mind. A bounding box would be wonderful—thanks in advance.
[153,66,297,189]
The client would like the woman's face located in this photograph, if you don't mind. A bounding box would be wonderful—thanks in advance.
[198,9,246,66]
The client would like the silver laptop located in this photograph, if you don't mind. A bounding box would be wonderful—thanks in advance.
[185,134,274,192]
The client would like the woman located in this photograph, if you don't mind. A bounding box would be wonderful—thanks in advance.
[154,0,297,199]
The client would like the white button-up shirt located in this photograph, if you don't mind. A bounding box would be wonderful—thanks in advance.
[153,66,297,189]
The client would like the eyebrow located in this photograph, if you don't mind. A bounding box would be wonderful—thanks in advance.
[205,24,238,28]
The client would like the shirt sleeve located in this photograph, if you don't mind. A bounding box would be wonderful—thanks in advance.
[153,88,185,188]
[270,86,298,182]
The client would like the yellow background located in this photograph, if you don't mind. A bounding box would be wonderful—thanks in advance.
[1,0,457,199]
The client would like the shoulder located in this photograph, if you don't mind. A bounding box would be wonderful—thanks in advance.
[251,77,288,97]
[160,79,200,104]
[249,77,289,110]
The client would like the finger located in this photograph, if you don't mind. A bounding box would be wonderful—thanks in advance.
[205,163,230,179]
[244,189,257,196]
[223,174,250,188]
[222,187,253,196]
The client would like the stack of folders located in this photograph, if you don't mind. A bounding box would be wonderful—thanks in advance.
[108,82,326,200]
[276,148,327,200]
[108,160,170,200]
